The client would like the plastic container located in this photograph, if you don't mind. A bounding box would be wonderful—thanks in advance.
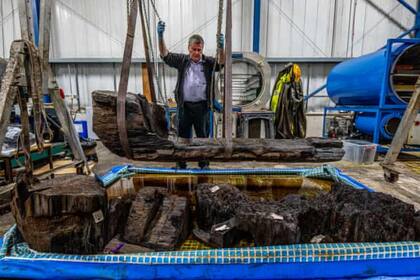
[342,140,377,164]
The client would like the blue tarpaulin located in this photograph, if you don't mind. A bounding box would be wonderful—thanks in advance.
[1,165,419,279]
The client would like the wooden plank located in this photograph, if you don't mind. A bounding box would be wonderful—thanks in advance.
[141,63,153,102]
[50,89,86,162]
[38,0,52,96]
[0,43,23,151]
[17,0,34,42]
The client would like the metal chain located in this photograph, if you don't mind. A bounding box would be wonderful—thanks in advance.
[143,0,166,103]
[148,0,161,21]
[142,0,164,103]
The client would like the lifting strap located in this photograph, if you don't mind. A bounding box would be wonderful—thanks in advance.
[118,0,164,158]
[117,0,138,158]
[210,0,224,122]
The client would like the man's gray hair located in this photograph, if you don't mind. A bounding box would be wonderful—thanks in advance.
[188,34,204,46]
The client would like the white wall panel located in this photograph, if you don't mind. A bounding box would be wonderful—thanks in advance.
[50,0,252,59]
[0,0,20,58]
[261,0,416,58]
[54,63,142,108]
[51,0,131,58]
[261,0,335,57]
[2,0,417,59]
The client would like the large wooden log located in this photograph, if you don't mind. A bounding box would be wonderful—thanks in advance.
[11,175,108,254]
[92,90,344,162]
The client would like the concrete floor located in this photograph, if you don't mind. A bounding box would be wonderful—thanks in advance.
[1,141,419,235]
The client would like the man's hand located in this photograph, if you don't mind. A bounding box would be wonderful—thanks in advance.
[157,21,166,38]
[217,33,224,49]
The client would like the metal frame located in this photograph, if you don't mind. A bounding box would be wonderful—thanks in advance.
[322,106,405,144]
[379,38,420,108]
[322,37,420,144]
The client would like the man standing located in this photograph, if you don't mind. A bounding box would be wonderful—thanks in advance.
[157,21,225,169]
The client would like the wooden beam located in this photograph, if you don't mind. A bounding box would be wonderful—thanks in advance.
[0,43,23,151]
[38,0,52,96]
[382,77,420,180]
[17,0,34,42]
[49,87,86,161]
[383,77,420,165]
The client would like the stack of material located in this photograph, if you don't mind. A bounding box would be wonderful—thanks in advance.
[123,187,190,251]
[195,183,419,247]
[92,90,345,162]
[11,175,108,254]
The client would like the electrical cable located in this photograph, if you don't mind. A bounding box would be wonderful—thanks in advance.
[142,0,164,104]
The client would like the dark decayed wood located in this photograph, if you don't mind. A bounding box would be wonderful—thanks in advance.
[123,187,190,251]
[92,90,344,162]
[11,175,108,254]
[195,182,419,247]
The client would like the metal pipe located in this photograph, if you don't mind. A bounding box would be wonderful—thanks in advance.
[397,26,416,39]
[32,0,40,46]
[112,62,117,93]
[397,0,417,14]
[224,0,233,144]
[331,0,338,57]
[304,84,326,101]
[415,0,420,38]
[75,63,81,113]
[252,0,261,53]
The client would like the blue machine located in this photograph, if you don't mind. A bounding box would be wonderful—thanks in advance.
[323,38,420,143]
[315,0,420,144]
[327,42,418,106]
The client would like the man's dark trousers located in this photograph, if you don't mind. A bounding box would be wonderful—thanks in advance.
[177,101,210,169]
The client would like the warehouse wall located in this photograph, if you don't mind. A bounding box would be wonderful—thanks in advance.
[0,0,417,137]
[260,0,416,57]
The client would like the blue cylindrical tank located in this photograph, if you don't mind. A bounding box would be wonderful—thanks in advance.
[327,43,415,105]
[354,112,402,140]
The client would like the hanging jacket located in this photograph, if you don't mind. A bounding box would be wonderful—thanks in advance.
[270,64,306,139]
